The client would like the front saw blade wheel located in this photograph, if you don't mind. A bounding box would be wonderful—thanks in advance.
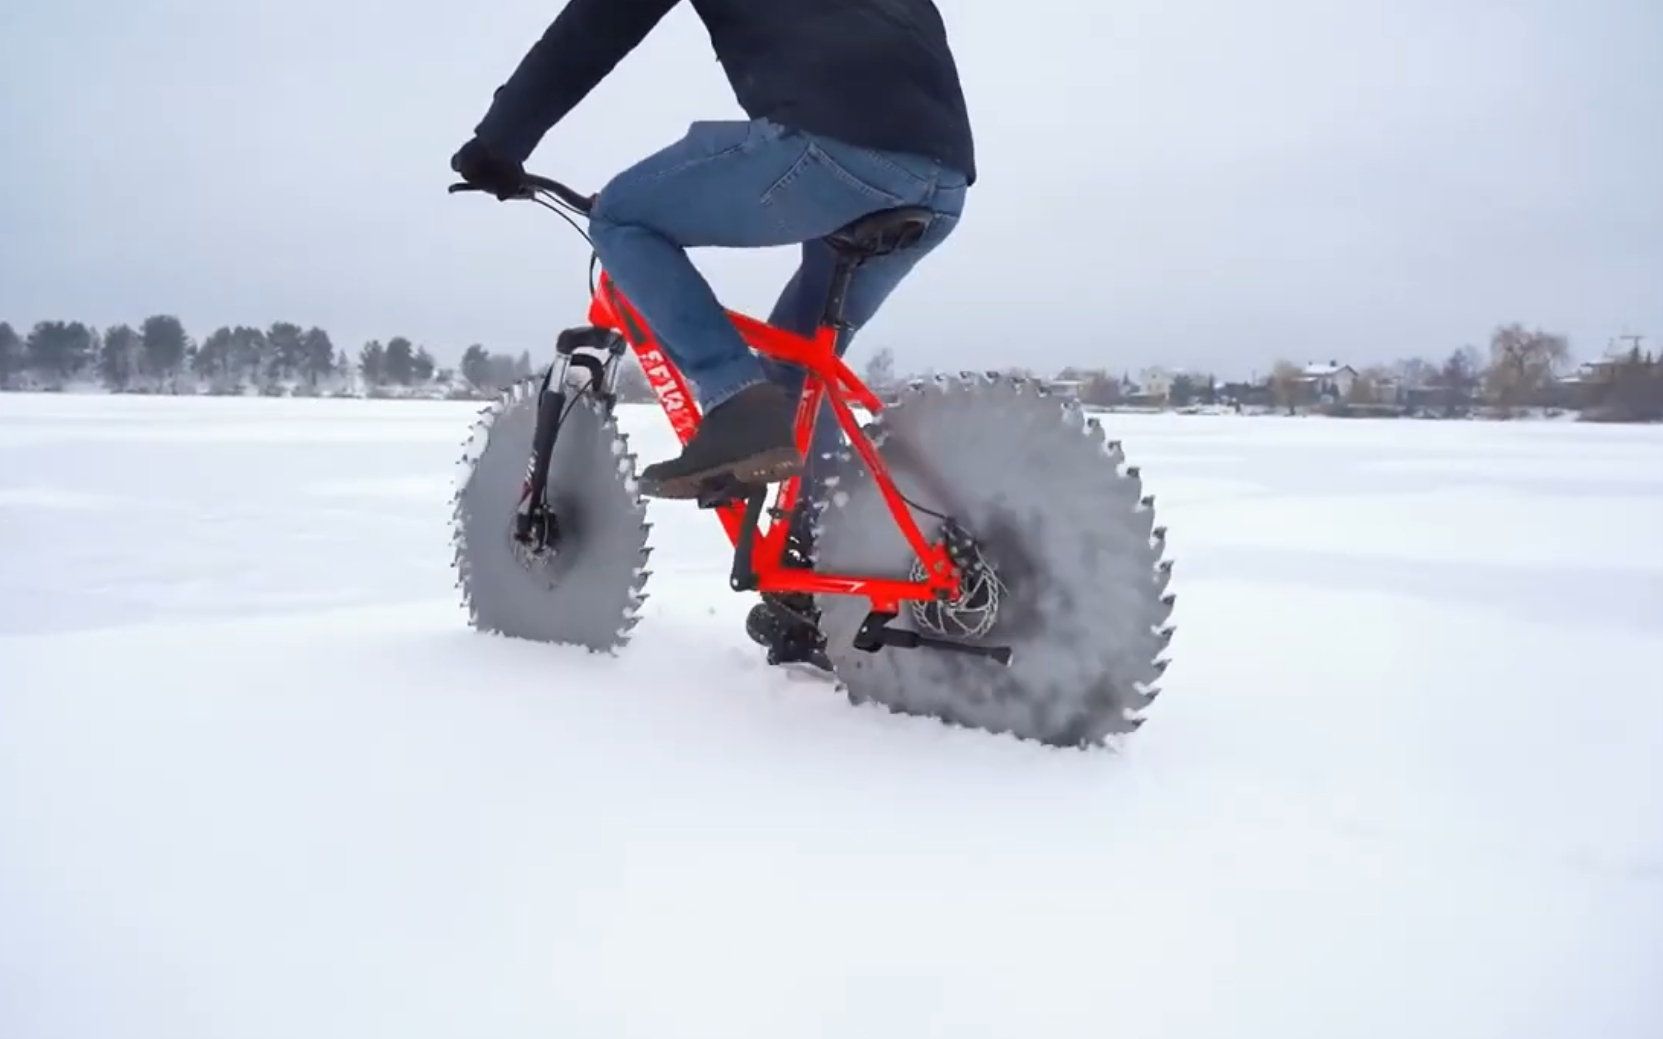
[451,377,652,652]
[811,373,1174,748]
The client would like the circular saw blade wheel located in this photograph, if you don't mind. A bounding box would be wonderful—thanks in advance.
[451,377,652,652]
[811,373,1174,748]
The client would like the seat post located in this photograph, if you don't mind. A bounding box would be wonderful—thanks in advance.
[820,254,863,330]
[816,204,933,331]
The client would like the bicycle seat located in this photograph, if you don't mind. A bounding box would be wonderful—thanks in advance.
[825,206,935,258]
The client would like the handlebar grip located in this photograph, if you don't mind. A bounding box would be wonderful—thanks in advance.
[447,175,591,213]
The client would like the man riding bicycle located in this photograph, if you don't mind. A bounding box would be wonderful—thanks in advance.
[450,0,976,504]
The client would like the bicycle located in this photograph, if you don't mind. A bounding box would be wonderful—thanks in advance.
[448,172,1175,747]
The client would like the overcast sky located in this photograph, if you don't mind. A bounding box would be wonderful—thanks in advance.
[1,0,1659,378]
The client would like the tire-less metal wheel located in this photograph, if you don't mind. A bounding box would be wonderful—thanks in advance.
[451,378,652,652]
[810,373,1174,747]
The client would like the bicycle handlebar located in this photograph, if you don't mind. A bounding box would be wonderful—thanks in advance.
[447,172,593,215]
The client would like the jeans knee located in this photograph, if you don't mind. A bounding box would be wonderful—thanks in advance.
[590,170,647,233]
[586,200,625,260]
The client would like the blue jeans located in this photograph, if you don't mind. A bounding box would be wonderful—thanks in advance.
[588,118,968,503]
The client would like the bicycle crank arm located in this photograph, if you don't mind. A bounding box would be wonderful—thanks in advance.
[851,609,1012,665]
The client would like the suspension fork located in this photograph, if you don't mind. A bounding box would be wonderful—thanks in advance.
[519,326,628,536]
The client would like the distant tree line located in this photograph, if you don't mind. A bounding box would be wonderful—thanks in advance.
[0,315,543,398]
[934,323,1661,423]
[4,314,1657,421]
[1258,325,1663,421]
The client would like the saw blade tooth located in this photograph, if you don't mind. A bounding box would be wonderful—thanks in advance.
[1089,713,1143,740]
[1150,600,1175,630]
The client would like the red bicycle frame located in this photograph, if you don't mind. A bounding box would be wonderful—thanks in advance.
[585,272,961,612]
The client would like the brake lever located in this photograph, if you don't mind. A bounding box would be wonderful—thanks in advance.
[447,181,536,200]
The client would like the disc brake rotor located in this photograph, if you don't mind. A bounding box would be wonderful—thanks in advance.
[906,524,1003,641]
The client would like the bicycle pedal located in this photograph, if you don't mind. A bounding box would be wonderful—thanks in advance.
[695,474,762,510]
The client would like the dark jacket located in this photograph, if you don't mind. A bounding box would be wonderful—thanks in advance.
[473,0,976,185]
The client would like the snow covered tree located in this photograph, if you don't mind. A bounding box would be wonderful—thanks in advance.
[359,340,387,386]
[99,324,142,390]
[460,344,492,388]
[140,314,191,389]
[0,322,22,388]
[25,321,97,385]
[412,346,437,383]
[1270,360,1305,413]
[861,346,896,393]
[265,322,306,388]
[383,337,415,385]
[299,327,337,388]
[1482,323,1569,410]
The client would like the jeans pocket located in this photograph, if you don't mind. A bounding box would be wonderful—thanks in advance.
[758,145,908,240]
[802,143,913,208]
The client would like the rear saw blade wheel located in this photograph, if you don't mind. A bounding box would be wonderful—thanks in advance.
[451,377,651,652]
[811,373,1174,748]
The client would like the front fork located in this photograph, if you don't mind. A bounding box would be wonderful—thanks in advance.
[514,326,628,551]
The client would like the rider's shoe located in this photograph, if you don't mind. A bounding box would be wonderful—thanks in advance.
[746,597,832,672]
[744,498,831,671]
[638,382,802,499]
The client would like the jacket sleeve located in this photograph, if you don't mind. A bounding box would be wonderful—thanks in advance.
[473,0,681,163]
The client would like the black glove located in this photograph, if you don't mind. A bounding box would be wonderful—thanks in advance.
[451,137,527,200]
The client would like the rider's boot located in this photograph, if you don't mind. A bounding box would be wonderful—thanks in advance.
[746,599,832,672]
[745,500,832,672]
[638,382,803,499]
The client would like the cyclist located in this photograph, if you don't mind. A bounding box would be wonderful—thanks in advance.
[450,0,976,502]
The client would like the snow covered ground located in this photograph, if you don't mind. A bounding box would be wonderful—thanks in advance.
[2,391,1661,1039]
